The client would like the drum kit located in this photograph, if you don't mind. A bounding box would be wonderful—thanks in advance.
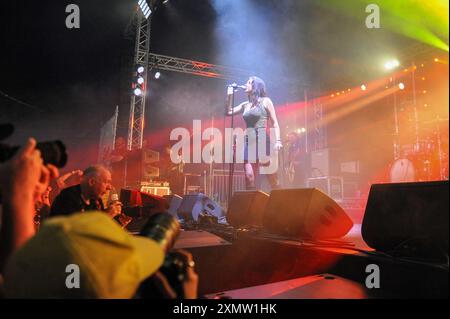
[390,117,449,183]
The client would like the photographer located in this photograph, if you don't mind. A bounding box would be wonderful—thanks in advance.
[2,212,198,299]
[0,138,59,273]
[50,165,123,219]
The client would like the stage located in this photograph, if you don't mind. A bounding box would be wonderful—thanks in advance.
[174,225,448,299]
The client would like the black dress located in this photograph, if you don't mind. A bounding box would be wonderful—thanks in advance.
[242,100,270,163]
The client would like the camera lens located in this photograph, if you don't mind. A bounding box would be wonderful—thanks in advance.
[139,213,180,254]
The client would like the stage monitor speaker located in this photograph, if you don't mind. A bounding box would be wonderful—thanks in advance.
[140,192,168,212]
[142,164,159,179]
[227,190,269,228]
[120,189,142,207]
[178,193,225,222]
[262,188,353,239]
[164,194,183,218]
[362,181,449,255]
[121,190,169,233]
[143,149,160,164]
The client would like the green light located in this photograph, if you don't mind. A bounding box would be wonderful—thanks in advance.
[317,0,449,52]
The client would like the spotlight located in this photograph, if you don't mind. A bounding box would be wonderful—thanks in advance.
[384,59,400,70]
[398,83,405,90]
[361,84,367,91]
[154,71,161,79]
[138,0,152,19]
[137,76,145,85]
[134,88,143,96]
[137,66,145,74]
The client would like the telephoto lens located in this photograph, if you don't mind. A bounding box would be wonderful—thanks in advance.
[139,213,181,254]
[137,213,194,298]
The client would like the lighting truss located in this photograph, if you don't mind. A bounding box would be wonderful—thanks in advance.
[128,10,151,151]
[147,53,252,82]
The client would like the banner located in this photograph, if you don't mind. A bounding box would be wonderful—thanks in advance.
[98,106,119,165]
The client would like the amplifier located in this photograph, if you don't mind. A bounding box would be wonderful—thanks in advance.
[140,185,171,196]
[307,176,343,201]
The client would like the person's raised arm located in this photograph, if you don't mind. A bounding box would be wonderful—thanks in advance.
[0,138,59,272]
[225,86,246,116]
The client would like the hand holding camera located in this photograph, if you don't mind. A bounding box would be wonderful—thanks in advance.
[137,213,199,299]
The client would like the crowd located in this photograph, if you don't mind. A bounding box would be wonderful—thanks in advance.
[0,135,198,299]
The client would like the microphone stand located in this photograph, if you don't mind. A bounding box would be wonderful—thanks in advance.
[227,87,237,210]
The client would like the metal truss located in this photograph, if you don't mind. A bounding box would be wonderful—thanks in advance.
[127,11,151,151]
[312,98,327,151]
[148,53,251,82]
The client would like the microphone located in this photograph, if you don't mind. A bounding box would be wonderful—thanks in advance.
[227,83,246,90]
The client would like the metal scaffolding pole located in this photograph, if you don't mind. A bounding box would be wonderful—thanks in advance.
[128,11,151,151]
[313,98,326,151]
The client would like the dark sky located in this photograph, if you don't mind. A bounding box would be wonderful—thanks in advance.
[0,0,441,171]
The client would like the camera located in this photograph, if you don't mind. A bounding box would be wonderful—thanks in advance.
[0,141,68,168]
[138,212,192,298]
[0,123,67,168]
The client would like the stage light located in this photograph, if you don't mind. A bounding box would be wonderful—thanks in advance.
[137,76,145,84]
[361,84,367,91]
[398,83,405,90]
[138,0,152,19]
[154,71,161,79]
[137,66,145,74]
[384,59,400,70]
[134,88,143,96]
[434,58,439,62]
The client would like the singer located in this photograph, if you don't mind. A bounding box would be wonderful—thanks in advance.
[226,76,282,190]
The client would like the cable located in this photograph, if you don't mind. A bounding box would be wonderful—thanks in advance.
[0,90,43,112]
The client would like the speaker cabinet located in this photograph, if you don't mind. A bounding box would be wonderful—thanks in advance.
[362,181,449,255]
[227,190,270,228]
[178,193,225,222]
[262,188,353,239]
[164,194,183,218]
[143,149,160,163]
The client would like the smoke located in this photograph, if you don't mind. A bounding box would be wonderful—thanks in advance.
[211,0,298,84]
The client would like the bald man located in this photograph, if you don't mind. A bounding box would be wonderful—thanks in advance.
[50,165,119,217]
